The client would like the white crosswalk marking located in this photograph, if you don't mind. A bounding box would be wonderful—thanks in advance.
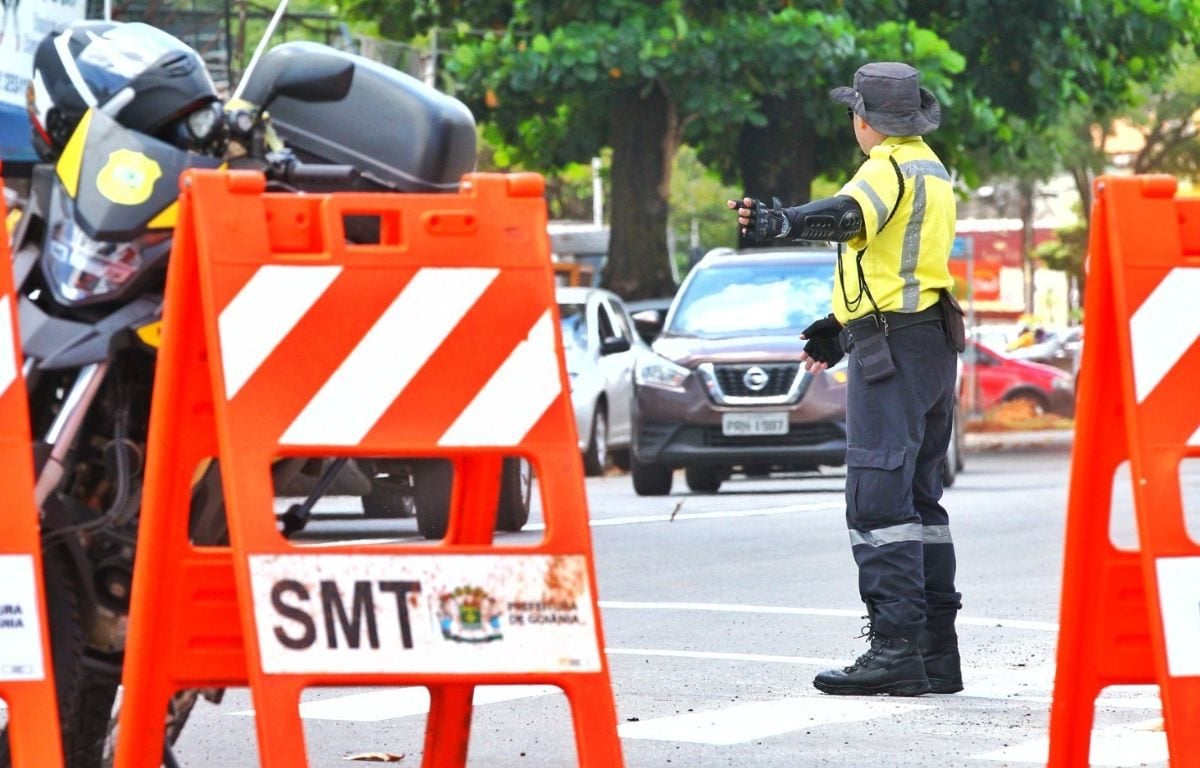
[973,719,1168,766]
[618,696,930,745]
[230,684,560,721]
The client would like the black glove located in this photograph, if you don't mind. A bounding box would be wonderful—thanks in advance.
[800,314,844,366]
[744,197,787,241]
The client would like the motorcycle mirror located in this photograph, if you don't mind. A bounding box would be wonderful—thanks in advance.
[236,45,355,112]
[266,54,355,107]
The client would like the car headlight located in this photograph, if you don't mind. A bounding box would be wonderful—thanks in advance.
[826,356,849,384]
[635,353,690,393]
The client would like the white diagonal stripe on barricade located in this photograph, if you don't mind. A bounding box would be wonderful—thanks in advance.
[219,265,342,399]
[1155,556,1200,677]
[439,309,561,446]
[1129,267,1200,403]
[0,296,16,397]
[281,267,499,446]
[1189,423,1200,447]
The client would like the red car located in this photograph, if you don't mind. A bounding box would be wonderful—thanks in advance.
[962,339,1075,417]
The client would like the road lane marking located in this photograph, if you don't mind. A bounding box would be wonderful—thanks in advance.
[526,500,844,530]
[973,719,1168,766]
[608,647,847,667]
[617,696,931,745]
[598,601,1059,632]
[229,684,560,721]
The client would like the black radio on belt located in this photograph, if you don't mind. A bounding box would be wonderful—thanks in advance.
[843,314,896,383]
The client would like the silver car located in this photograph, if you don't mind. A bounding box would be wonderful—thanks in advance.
[557,286,645,475]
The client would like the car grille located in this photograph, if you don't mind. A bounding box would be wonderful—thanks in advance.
[705,422,845,447]
[712,363,801,399]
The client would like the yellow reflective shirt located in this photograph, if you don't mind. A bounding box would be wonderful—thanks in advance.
[831,135,955,324]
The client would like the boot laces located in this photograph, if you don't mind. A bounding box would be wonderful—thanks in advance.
[845,616,882,672]
[855,614,873,641]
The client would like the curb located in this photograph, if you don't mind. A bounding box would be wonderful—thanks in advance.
[964,428,1074,453]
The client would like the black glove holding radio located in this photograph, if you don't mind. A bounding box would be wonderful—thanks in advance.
[800,314,844,366]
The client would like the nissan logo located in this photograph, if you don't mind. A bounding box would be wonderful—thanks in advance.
[743,366,769,392]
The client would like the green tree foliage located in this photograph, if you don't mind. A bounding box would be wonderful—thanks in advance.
[342,1,1200,299]
[1126,45,1200,178]
[429,3,970,298]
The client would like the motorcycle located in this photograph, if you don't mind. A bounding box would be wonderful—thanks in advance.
[1,20,529,768]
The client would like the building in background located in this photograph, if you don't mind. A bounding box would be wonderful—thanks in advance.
[954,174,1080,327]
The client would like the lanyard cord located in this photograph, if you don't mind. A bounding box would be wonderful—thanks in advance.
[838,155,905,316]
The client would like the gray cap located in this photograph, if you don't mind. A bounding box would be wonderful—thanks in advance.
[830,62,940,136]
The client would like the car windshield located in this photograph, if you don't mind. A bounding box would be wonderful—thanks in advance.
[667,259,834,338]
[559,302,588,352]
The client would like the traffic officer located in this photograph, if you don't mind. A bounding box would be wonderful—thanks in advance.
[729,61,964,696]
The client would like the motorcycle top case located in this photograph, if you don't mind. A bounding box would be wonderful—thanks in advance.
[243,42,477,193]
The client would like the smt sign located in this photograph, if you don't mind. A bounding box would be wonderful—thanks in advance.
[249,553,602,675]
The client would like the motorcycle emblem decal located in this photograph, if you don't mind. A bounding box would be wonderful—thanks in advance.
[743,366,770,392]
[96,149,163,206]
[436,585,505,644]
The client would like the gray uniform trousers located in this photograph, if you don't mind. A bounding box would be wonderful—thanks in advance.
[843,318,961,640]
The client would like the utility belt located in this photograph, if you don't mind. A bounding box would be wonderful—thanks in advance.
[839,293,965,384]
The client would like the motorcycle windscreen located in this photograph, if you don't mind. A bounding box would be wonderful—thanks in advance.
[56,109,222,241]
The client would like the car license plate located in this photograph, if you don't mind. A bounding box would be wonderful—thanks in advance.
[721,412,789,436]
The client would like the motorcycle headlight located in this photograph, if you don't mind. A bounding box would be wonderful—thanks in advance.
[45,216,166,304]
[635,353,690,393]
[187,102,223,142]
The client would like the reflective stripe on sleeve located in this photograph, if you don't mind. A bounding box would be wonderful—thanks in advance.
[851,178,889,233]
[849,523,923,547]
[899,159,950,182]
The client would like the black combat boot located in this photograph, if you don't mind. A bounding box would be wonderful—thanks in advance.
[813,634,931,696]
[918,614,962,693]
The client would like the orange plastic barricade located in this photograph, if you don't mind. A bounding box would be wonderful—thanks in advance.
[1049,175,1200,766]
[114,170,623,767]
[0,204,65,767]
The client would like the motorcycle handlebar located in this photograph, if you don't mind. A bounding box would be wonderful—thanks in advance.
[281,161,360,187]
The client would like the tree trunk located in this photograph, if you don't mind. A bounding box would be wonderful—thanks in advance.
[602,83,678,300]
[738,96,819,206]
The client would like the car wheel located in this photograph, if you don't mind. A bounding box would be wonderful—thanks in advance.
[582,404,609,476]
[496,457,532,532]
[610,448,631,472]
[1003,390,1049,416]
[685,465,723,493]
[414,459,454,539]
[362,487,417,518]
[631,454,672,496]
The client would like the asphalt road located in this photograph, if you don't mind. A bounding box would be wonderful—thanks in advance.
[156,444,1190,765]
